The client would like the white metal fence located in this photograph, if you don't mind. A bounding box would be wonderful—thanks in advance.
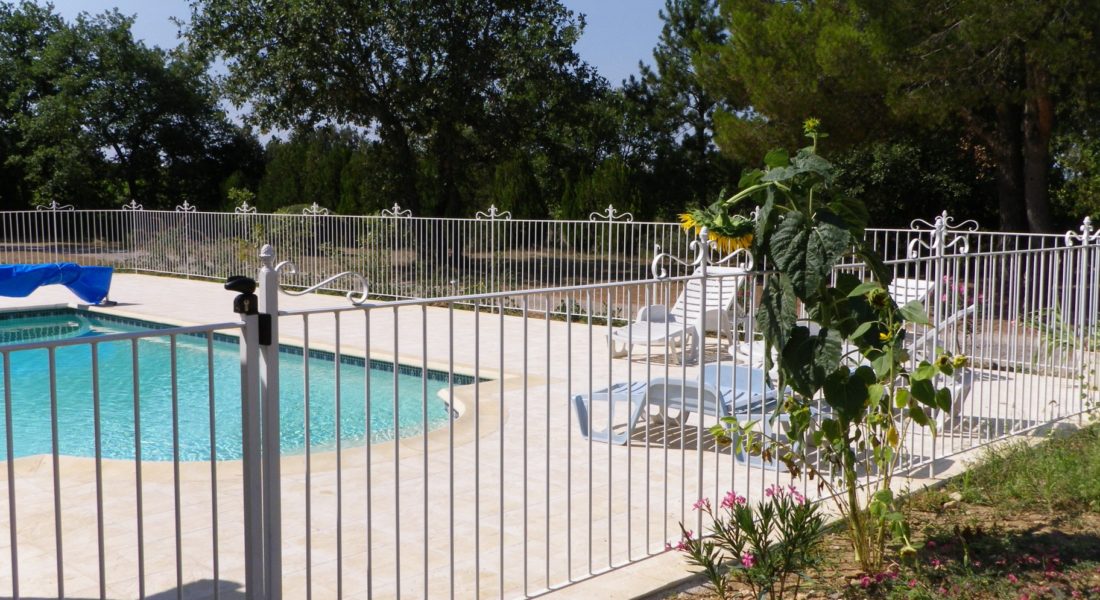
[0,209,1098,598]
[0,204,693,304]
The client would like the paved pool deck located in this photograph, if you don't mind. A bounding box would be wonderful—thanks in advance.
[0,274,1089,599]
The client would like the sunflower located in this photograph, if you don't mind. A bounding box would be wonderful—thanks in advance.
[678,202,755,253]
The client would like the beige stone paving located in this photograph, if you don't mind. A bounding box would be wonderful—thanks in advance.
[0,274,1091,599]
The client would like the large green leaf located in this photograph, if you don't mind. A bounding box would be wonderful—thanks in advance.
[757,274,797,351]
[935,387,952,412]
[790,149,835,182]
[898,300,931,325]
[822,365,875,423]
[770,211,811,287]
[771,212,850,299]
[804,220,853,297]
[781,325,843,397]
[764,148,790,169]
[753,189,778,262]
[847,281,882,298]
[910,377,936,408]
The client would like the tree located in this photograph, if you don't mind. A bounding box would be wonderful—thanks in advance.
[857,0,1100,231]
[698,0,1100,231]
[701,1,895,164]
[256,127,364,213]
[1,4,259,209]
[641,0,734,203]
[0,2,70,208]
[186,0,605,217]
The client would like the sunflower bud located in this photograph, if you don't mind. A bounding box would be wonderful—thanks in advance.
[934,354,952,371]
[866,287,890,310]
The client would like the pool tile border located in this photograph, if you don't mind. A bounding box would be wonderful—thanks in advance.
[0,307,480,386]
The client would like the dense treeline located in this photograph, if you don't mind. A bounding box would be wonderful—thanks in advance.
[2,0,1099,230]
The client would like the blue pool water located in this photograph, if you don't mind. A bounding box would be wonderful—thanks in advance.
[0,310,466,461]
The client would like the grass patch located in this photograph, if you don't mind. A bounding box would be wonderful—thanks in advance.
[947,425,1100,514]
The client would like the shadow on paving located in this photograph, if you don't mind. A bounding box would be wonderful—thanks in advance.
[0,579,245,600]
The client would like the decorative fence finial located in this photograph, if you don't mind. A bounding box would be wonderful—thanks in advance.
[475,204,512,220]
[589,204,633,223]
[36,200,74,211]
[260,244,276,270]
[908,210,979,258]
[651,225,753,278]
[1065,216,1099,247]
[175,201,197,212]
[381,203,412,218]
[302,202,329,216]
[121,200,143,211]
[234,201,256,214]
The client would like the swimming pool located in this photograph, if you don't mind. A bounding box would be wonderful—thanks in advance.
[0,309,471,461]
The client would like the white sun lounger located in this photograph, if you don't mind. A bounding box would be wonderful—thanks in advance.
[572,363,778,445]
[608,267,750,364]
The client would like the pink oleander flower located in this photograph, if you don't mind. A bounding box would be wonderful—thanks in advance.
[721,490,746,508]
[931,558,943,569]
[860,575,872,589]
[786,484,806,505]
[1007,574,1019,584]
[692,497,710,511]
[908,579,918,588]
[741,553,756,568]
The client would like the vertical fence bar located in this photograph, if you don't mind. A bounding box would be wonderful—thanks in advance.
[3,352,17,599]
[207,333,221,600]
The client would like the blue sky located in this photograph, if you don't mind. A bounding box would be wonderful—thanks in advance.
[43,0,667,86]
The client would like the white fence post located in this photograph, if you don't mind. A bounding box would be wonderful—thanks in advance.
[227,273,265,598]
[176,201,197,278]
[258,245,283,599]
[908,211,978,476]
[476,204,511,297]
[590,204,634,284]
[1064,217,1100,418]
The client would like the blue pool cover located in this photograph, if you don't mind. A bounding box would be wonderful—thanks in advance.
[0,263,113,304]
